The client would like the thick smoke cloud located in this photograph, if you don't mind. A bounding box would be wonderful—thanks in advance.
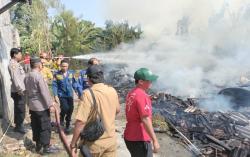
[76,0,250,99]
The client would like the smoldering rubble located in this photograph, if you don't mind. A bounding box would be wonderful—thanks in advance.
[106,67,250,157]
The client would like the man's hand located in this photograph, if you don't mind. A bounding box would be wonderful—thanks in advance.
[54,96,60,104]
[70,143,77,157]
[152,139,160,153]
[141,116,160,153]
[49,105,55,113]
[70,148,77,157]
[78,94,83,100]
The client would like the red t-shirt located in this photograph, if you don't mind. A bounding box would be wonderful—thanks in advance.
[24,55,30,64]
[124,87,152,141]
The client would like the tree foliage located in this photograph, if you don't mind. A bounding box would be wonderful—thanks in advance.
[11,0,142,56]
[11,0,59,54]
[51,10,81,55]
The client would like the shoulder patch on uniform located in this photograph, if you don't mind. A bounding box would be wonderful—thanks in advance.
[56,74,63,80]
[74,73,79,78]
[11,65,16,69]
[69,73,73,78]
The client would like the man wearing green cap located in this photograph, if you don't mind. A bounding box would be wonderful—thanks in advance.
[124,68,160,157]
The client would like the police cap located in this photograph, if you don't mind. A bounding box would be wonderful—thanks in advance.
[30,56,41,65]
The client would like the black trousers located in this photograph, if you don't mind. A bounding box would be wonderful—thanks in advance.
[59,97,74,127]
[125,140,153,157]
[11,92,25,126]
[30,110,51,146]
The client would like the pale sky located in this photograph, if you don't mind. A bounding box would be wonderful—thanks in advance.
[60,0,105,27]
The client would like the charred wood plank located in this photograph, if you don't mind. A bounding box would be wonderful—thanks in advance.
[164,117,204,156]
[235,125,250,139]
[205,134,232,151]
[202,143,225,152]
[232,147,249,157]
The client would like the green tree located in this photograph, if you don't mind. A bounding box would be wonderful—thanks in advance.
[30,0,50,53]
[78,20,103,53]
[11,1,142,56]
[51,11,105,56]
[102,20,142,50]
[51,10,82,56]
[11,0,60,54]
[10,3,33,52]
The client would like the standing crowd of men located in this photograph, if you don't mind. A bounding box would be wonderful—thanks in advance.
[8,47,160,157]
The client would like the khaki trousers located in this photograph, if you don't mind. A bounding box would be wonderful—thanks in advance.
[79,142,117,157]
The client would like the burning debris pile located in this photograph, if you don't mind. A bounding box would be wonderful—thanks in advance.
[153,93,250,157]
[106,68,250,157]
[104,66,135,99]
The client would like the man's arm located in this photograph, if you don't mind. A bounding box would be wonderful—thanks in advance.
[136,95,159,151]
[38,75,53,108]
[113,88,121,115]
[141,116,160,153]
[72,75,82,98]
[70,120,85,148]
[115,92,120,115]
[52,75,60,103]
[52,76,58,96]
[8,65,25,94]
[70,91,92,154]
[116,104,120,115]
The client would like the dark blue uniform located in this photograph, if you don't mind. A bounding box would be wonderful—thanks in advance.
[74,69,89,98]
[52,70,77,128]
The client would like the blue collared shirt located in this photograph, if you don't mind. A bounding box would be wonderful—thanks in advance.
[52,70,77,98]
[74,69,89,97]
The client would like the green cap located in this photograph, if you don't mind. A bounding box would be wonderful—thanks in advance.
[134,68,158,82]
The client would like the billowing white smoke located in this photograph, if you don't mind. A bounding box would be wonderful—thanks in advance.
[75,0,250,99]
[198,96,234,112]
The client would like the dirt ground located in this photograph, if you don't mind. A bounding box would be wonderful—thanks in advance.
[0,101,193,157]
[115,114,193,157]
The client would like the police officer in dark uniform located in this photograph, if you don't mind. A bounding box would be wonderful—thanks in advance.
[24,57,57,154]
[52,59,77,134]
[8,48,26,134]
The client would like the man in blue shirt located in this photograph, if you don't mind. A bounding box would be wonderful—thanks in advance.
[52,60,77,134]
[75,57,100,98]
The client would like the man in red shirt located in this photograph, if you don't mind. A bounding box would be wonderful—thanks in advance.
[124,68,160,157]
[23,51,31,73]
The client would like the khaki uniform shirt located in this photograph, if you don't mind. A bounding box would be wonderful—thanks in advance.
[76,83,120,152]
[8,59,25,93]
[24,70,53,111]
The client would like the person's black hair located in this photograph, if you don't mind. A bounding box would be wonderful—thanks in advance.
[88,72,104,84]
[30,57,41,69]
[88,58,97,65]
[60,59,69,65]
[135,80,139,85]
[10,48,21,58]
[30,62,40,69]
